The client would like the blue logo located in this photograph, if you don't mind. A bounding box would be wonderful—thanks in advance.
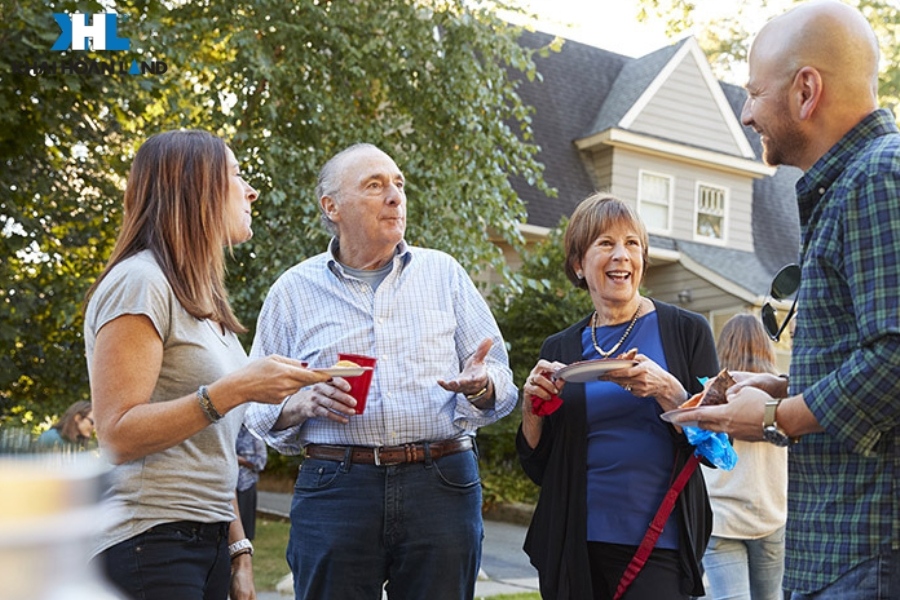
[51,13,130,52]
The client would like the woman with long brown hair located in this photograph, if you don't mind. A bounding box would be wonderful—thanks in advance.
[84,130,329,600]
[37,400,95,449]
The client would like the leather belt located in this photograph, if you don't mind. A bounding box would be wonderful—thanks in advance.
[304,436,473,466]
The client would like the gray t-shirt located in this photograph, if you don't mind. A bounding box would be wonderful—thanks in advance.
[84,251,248,556]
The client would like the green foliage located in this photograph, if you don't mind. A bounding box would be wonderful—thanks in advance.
[1,0,554,422]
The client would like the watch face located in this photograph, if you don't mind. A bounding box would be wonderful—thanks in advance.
[763,426,791,447]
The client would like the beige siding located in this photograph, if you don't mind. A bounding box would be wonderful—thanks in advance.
[601,148,754,252]
[629,56,744,156]
[644,263,748,316]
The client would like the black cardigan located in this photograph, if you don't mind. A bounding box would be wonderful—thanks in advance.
[516,300,717,599]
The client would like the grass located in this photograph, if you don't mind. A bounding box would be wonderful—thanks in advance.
[252,517,292,591]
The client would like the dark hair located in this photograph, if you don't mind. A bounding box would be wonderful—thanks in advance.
[84,130,245,333]
[563,193,650,289]
[54,400,93,445]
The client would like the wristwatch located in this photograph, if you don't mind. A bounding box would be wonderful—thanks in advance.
[762,398,792,447]
[229,538,254,560]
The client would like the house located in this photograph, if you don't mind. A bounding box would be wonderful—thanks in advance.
[502,30,803,368]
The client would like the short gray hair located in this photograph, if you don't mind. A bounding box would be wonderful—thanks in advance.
[316,143,381,237]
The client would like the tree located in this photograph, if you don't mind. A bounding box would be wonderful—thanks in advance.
[0,0,554,427]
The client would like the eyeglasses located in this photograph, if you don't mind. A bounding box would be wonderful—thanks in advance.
[761,263,800,341]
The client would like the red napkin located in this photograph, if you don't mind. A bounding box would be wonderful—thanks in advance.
[530,393,563,416]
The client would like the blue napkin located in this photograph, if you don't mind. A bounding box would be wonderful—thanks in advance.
[682,377,738,470]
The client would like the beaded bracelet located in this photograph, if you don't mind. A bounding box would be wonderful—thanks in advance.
[197,385,223,423]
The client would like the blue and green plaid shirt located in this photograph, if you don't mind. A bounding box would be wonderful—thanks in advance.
[789,108,900,593]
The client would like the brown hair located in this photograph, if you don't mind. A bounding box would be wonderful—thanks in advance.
[563,193,650,290]
[54,400,93,445]
[716,313,778,374]
[84,130,245,333]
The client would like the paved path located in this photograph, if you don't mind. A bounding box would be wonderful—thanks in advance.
[255,491,539,599]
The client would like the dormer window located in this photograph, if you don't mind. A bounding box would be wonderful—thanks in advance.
[695,182,727,243]
[638,170,673,234]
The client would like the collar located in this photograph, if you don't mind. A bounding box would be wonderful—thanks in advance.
[796,108,899,225]
[326,238,412,275]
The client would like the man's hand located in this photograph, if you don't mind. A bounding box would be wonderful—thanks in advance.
[438,338,494,407]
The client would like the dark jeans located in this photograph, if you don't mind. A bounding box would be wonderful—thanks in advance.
[96,520,230,600]
[589,541,689,600]
[288,448,484,600]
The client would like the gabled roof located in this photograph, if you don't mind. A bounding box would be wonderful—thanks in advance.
[511,29,801,296]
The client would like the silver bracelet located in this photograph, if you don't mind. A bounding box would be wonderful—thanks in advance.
[197,385,223,423]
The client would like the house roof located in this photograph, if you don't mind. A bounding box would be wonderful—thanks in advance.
[512,29,801,298]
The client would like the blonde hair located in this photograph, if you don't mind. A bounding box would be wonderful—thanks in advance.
[85,130,245,333]
[717,313,778,374]
[563,193,650,290]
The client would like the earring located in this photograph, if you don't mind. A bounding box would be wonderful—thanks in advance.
[576,271,584,279]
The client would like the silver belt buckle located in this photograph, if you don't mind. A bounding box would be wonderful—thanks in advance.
[373,446,384,466]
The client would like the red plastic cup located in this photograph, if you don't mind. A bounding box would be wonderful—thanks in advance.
[338,353,377,414]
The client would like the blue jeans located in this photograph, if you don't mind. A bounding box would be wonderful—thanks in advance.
[700,527,785,600]
[789,551,900,600]
[97,521,230,600]
[288,448,483,600]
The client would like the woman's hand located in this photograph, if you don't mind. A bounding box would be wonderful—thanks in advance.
[601,349,688,412]
[213,355,332,407]
[521,359,567,448]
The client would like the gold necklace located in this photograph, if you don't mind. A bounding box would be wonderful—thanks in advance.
[590,302,642,358]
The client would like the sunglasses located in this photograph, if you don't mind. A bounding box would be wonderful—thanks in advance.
[761,263,800,341]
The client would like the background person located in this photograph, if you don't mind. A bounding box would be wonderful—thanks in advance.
[36,400,95,450]
[83,130,329,600]
[669,2,900,598]
[518,193,718,600]
[245,142,517,600]
[236,423,267,541]
[700,314,787,600]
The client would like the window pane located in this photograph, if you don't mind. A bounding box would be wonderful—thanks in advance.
[696,184,725,239]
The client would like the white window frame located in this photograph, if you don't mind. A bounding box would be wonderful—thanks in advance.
[637,170,674,235]
[693,181,728,245]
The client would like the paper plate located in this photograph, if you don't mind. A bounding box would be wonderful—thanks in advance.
[554,359,638,383]
[311,366,373,377]
[659,407,700,428]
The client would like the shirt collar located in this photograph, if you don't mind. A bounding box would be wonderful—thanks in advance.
[326,238,412,275]
[796,108,899,223]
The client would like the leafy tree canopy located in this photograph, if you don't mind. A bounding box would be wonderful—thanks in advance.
[0,0,553,428]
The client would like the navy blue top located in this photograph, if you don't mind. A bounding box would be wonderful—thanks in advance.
[582,311,681,549]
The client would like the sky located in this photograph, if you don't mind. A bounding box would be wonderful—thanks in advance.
[509,0,796,67]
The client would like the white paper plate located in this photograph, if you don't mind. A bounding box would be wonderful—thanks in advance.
[311,367,372,377]
[554,359,638,383]
[659,407,700,428]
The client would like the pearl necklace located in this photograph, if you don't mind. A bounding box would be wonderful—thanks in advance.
[590,302,642,358]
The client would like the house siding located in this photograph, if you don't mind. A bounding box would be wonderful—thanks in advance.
[583,147,755,253]
[629,56,744,157]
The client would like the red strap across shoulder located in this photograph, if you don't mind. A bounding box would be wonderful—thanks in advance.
[613,453,701,600]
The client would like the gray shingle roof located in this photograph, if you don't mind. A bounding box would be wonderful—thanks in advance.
[511,29,801,296]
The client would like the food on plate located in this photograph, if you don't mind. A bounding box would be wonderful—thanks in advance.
[680,369,735,408]
[333,359,360,368]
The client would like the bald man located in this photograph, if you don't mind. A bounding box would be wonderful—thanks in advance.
[669,2,900,598]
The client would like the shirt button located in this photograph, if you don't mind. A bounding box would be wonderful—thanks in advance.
[818,187,826,195]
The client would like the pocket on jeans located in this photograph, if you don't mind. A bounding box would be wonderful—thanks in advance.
[295,458,344,491]
[431,451,481,489]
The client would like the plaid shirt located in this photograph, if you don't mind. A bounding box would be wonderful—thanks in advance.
[788,108,900,592]
[244,240,516,452]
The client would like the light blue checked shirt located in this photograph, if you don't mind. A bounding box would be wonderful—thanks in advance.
[245,239,517,453]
